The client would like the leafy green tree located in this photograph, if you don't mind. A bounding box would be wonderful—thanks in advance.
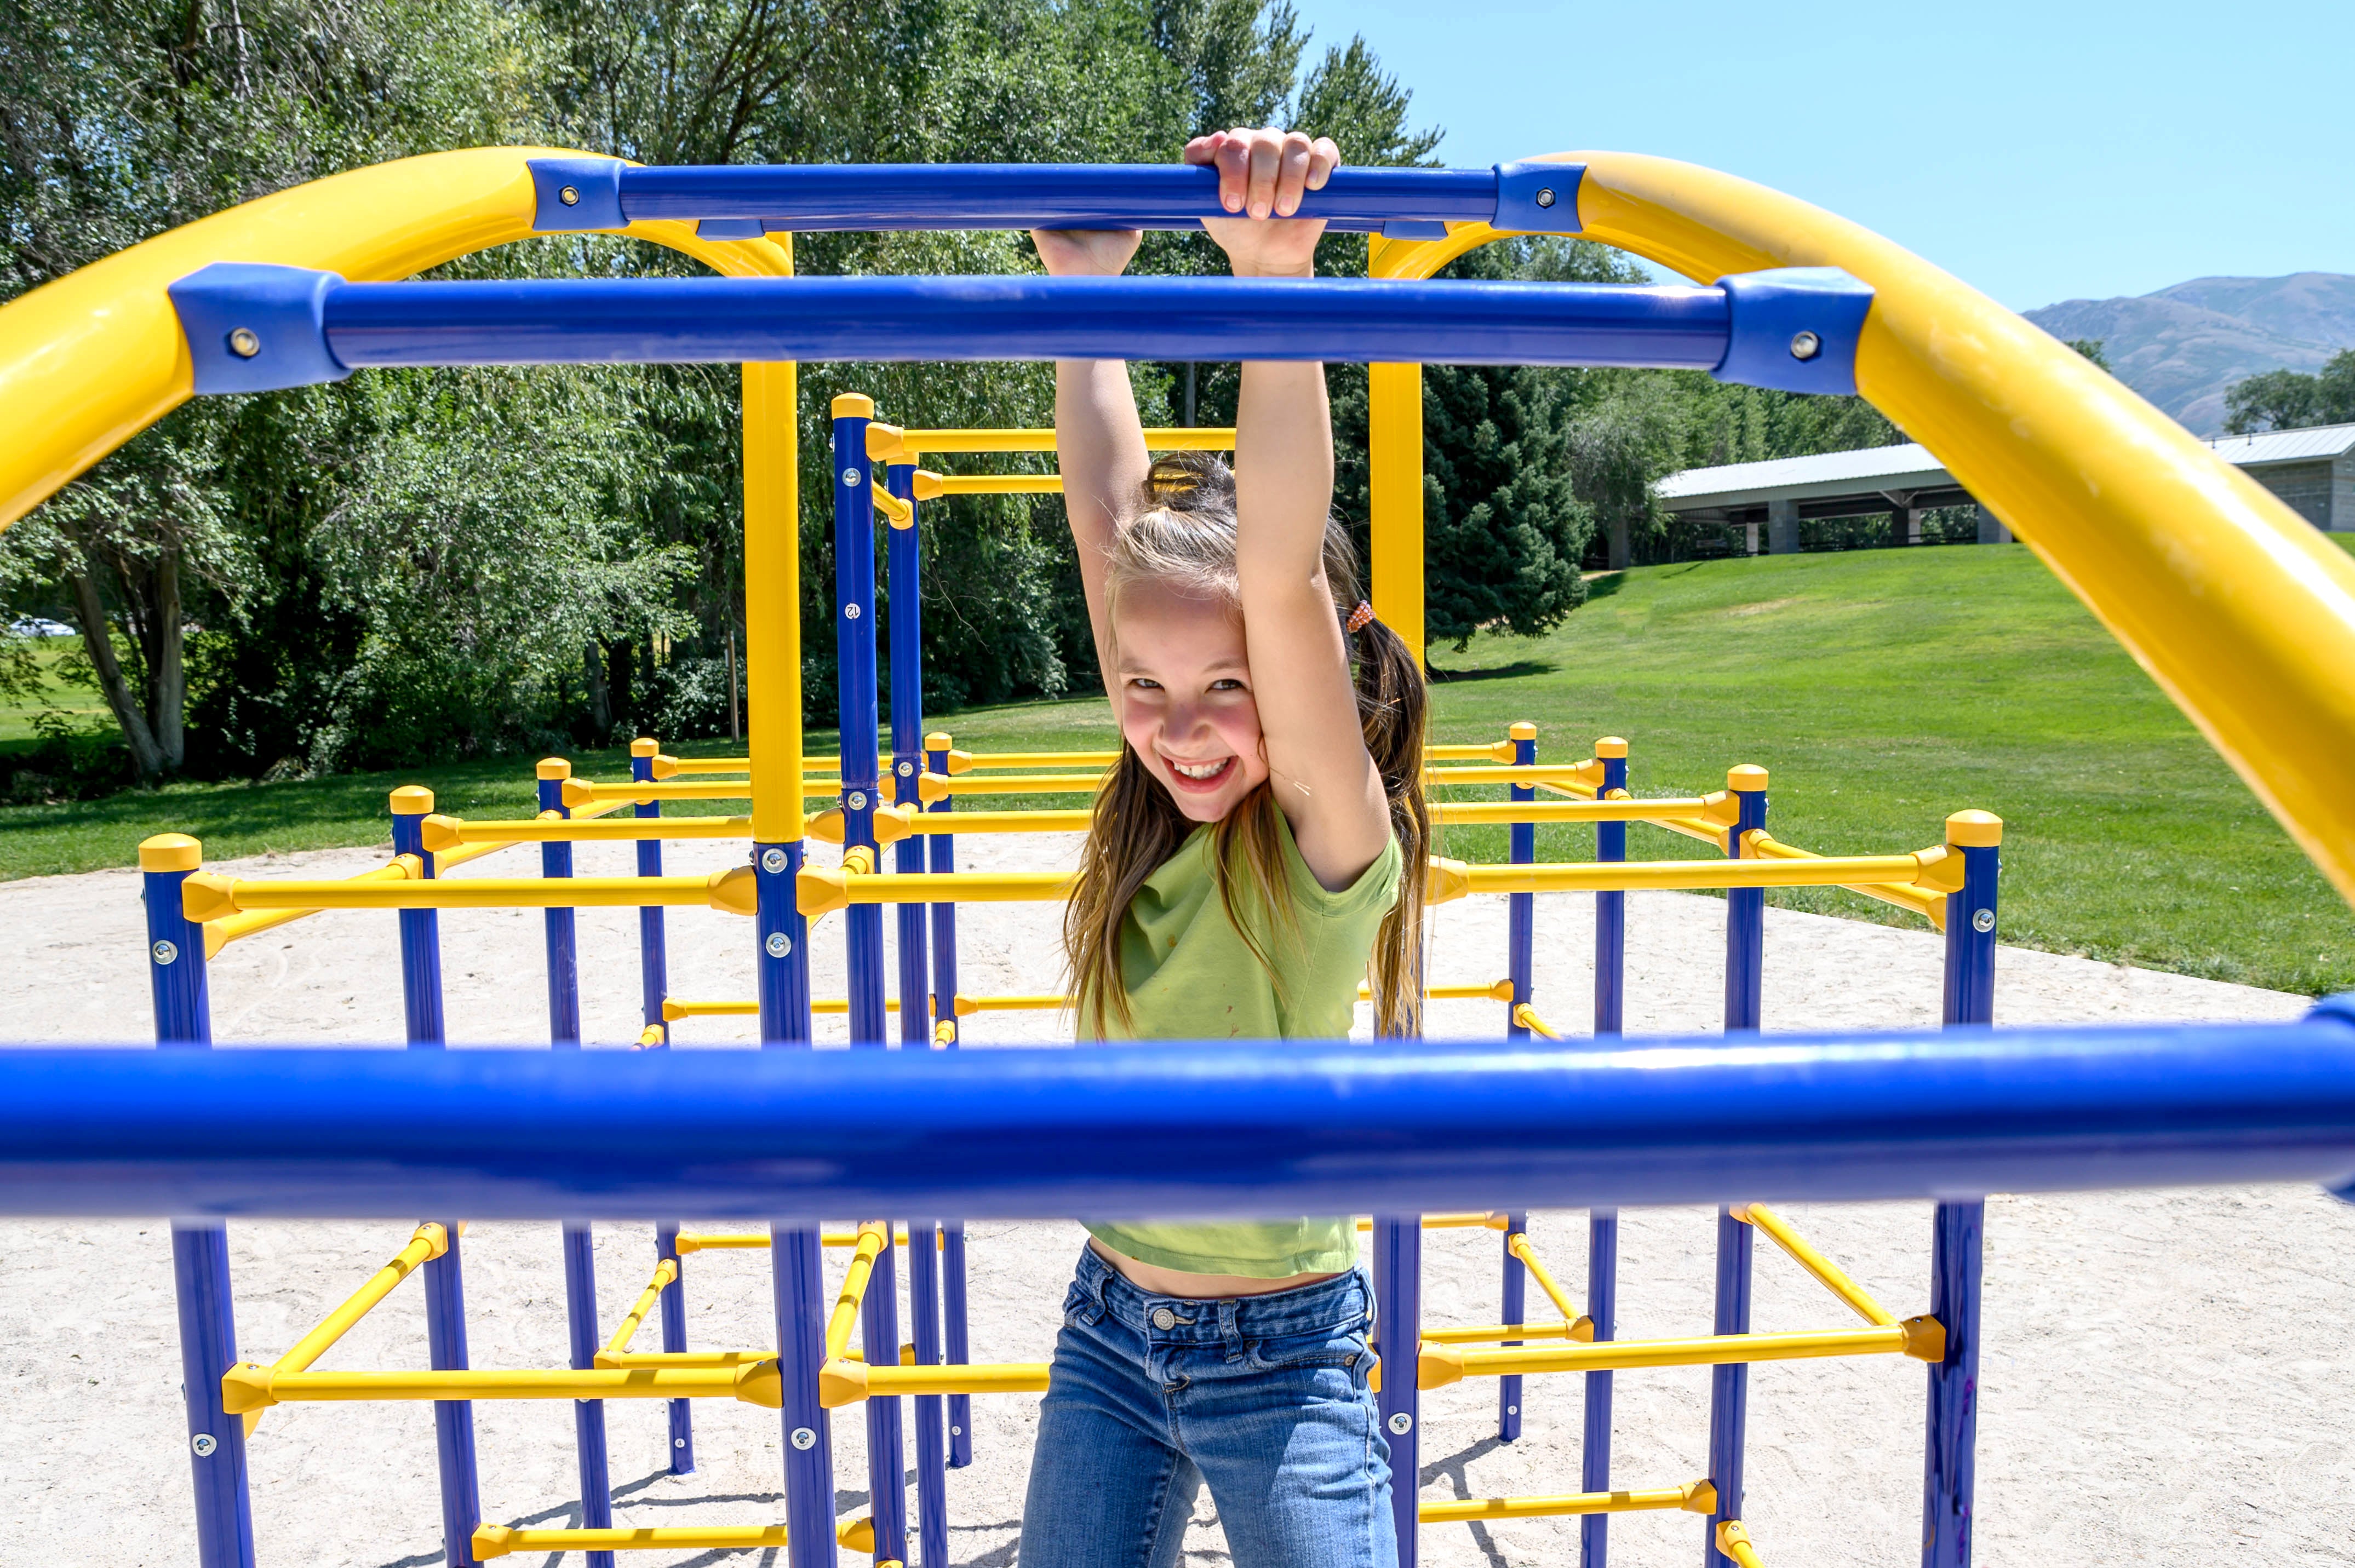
[2226,351,2355,434]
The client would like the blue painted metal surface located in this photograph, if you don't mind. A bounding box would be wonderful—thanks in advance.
[172,1220,256,1568]
[145,859,211,1049]
[523,159,1562,234]
[656,1221,694,1474]
[907,1219,950,1567]
[1711,268,1875,395]
[562,1221,616,1568]
[1497,1209,1527,1443]
[1723,777,1767,1033]
[166,262,343,395]
[941,1217,971,1469]
[537,771,581,1047]
[422,1222,483,1567]
[770,1222,837,1568]
[633,748,670,1048]
[755,838,813,1050]
[1581,1207,1619,1568]
[1372,1216,1420,1568]
[924,735,972,1464]
[861,1225,909,1565]
[1703,1205,1755,1567]
[834,409,889,1055]
[1594,748,1628,1037]
[13,1022,2355,1215]
[886,463,931,1055]
[1506,727,1536,1043]
[389,803,447,1046]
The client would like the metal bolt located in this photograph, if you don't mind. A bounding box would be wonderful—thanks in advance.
[1789,330,1823,361]
[841,467,862,487]
[951,1425,963,1437]
[760,847,789,874]
[1386,1411,1414,1435]
[765,932,793,959]
[226,328,260,359]
[674,1437,686,1448]
[151,939,179,966]
[191,1433,217,1457]
[845,603,861,620]
[1533,187,1556,209]
[790,1426,817,1450]
[1508,1405,1519,1416]
[559,185,580,206]
[898,761,914,777]
[1973,908,1996,933]
[847,791,868,811]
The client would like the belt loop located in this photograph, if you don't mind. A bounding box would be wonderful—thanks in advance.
[1218,1298,1242,1342]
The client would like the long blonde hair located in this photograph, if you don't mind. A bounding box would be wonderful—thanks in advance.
[1063,451,1431,1039]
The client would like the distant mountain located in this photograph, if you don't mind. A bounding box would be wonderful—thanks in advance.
[2023,273,2355,434]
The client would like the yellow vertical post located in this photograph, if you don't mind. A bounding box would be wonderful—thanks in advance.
[1367,361,1425,667]
[742,244,801,842]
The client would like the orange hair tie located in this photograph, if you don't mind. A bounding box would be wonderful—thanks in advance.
[1345,601,1376,634]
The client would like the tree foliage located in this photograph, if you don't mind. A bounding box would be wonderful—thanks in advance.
[2225,351,2355,435]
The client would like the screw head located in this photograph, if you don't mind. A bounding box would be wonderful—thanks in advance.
[226,328,260,359]
[1533,187,1556,209]
[191,1433,217,1457]
[841,467,862,487]
[765,932,793,959]
[1789,330,1823,361]
[151,939,179,966]
[760,847,789,874]
[1972,908,1996,933]
[1386,1411,1414,1435]
[1508,1405,1519,1415]
[559,184,580,206]
[950,1424,963,1437]
[790,1426,817,1450]
[847,791,868,811]
[844,603,861,620]
[898,761,914,777]
[674,1437,686,1448]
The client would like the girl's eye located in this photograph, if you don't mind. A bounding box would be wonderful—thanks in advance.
[1128,677,1162,691]
[1208,679,1246,692]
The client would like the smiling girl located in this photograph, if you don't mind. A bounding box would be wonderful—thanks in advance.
[1019,127,1431,1568]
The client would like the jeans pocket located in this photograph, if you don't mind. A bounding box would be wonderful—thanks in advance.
[1061,1278,1102,1329]
[1248,1322,1371,1375]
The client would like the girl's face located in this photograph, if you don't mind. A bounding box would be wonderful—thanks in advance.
[1113,578,1270,822]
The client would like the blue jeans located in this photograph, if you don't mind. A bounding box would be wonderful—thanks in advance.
[1019,1246,1395,1568]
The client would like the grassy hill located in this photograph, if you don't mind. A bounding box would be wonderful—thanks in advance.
[6,543,2351,996]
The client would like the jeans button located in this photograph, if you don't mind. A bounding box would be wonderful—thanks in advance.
[1151,1307,1178,1330]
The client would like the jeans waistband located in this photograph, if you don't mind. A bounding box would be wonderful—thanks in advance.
[1072,1245,1373,1342]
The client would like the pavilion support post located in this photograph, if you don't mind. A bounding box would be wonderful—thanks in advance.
[1765,497,1800,555]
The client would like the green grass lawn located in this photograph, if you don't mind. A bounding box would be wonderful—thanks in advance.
[6,542,2351,995]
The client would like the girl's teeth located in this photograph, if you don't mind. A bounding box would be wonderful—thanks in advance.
[1173,759,1226,779]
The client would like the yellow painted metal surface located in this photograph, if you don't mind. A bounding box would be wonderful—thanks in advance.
[1718,1520,1766,1568]
[1365,361,1425,663]
[604,1259,680,1356]
[222,1359,775,1412]
[184,870,752,918]
[1740,1202,1899,1327]
[1512,1003,1563,1040]
[819,1357,1051,1408]
[1419,1480,1715,1523]
[913,470,1065,499]
[826,1223,890,1362]
[1507,1232,1588,1329]
[1416,1320,1935,1389]
[475,1523,790,1560]
[892,426,1234,455]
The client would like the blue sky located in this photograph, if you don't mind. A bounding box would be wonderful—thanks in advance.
[1285,0,2354,311]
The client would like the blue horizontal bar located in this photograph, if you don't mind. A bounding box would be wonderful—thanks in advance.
[6,1015,2354,1220]
[322,275,1730,370]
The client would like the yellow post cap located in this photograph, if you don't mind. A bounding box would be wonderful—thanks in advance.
[536,757,571,780]
[1594,736,1629,759]
[419,815,464,854]
[389,785,434,816]
[138,833,202,872]
[832,393,875,420]
[1728,763,1769,791]
[924,731,953,753]
[864,422,906,463]
[1508,720,1538,741]
[631,737,659,757]
[1945,809,2004,847]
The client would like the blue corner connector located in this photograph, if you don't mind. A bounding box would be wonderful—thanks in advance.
[167,263,349,395]
[530,157,628,232]
[1711,268,1873,395]
[695,218,766,241]
[1492,161,1584,236]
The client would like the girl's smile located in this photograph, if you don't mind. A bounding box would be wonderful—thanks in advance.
[1113,577,1271,822]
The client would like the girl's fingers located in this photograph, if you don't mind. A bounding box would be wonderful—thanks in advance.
[1307,136,1340,191]
[1246,131,1283,219]
[1275,132,1313,215]
[1182,132,1224,167]
[1214,133,1253,212]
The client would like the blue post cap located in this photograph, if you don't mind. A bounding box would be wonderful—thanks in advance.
[1493,162,1585,236]
[529,157,627,231]
[167,263,349,395]
[1710,267,1873,395]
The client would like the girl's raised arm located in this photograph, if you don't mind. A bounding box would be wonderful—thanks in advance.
[1194,129,1393,891]
[1033,229,1149,697]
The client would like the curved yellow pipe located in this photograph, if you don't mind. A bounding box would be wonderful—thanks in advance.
[0,146,793,530]
[1378,153,2355,905]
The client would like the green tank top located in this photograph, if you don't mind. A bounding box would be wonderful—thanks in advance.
[1084,813,1403,1278]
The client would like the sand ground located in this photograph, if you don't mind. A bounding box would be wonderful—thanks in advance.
[2,829,2349,1567]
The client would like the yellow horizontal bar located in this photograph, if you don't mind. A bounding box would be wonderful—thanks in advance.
[426,814,750,848]
[244,1222,448,1436]
[666,998,759,1020]
[1424,979,1515,1002]
[567,778,751,805]
[224,1360,777,1412]
[1426,763,1612,790]
[820,1357,1050,1407]
[945,749,1120,773]
[1440,847,1961,901]
[1738,1203,1898,1327]
[896,426,1235,454]
[184,869,756,920]
[1434,796,1718,827]
[800,866,1074,916]
[604,1258,679,1357]
[1353,1213,1509,1232]
[902,807,1095,836]
[918,771,1103,801]
[1417,1321,1936,1388]
[594,1349,767,1369]
[1747,831,1948,930]
[203,859,412,957]
[1420,1480,1715,1523]
[1420,1320,1591,1346]
[1425,741,1517,763]
[673,1228,923,1253]
[475,1524,789,1559]
[920,470,1063,497]
[663,755,755,776]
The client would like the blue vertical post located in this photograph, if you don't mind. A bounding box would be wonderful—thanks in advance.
[1373,1216,1421,1568]
[141,835,255,1568]
[1924,811,2000,1568]
[537,761,611,1567]
[927,734,973,1469]
[389,792,483,1566]
[632,738,671,1048]
[1497,1209,1527,1443]
[1580,1207,1619,1568]
[1703,1206,1754,1567]
[834,395,906,1565]
[1593,737,1628,1037]
[655,1222,694,1474]
[1722,765,1767,1033]
[907,1220,950,1567]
